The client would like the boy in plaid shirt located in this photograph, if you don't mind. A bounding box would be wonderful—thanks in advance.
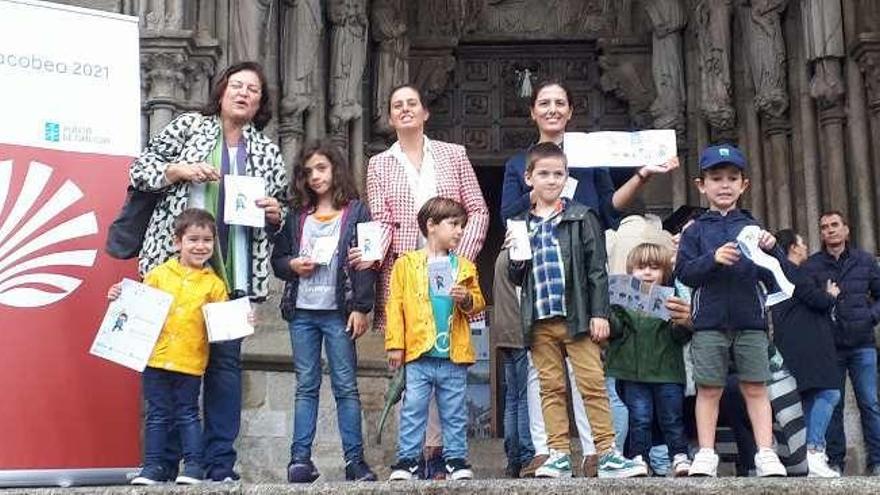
[507,142,646,478]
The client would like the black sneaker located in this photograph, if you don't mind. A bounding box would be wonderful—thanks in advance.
[287,459,320,483]
[345,459,377,481]
[445,458,474,480]
[207,468,240,483]
[389,458,421,481]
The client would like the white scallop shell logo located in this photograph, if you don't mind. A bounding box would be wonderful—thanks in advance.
[0,159,98,308]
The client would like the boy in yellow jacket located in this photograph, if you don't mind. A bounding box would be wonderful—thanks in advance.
[385,197,486,481]
[108,209,228,485]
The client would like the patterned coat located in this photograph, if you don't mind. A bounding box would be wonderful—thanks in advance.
[130,112,289,300]
[366,139,489,331]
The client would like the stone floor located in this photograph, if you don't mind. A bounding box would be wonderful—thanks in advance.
[4,478,880,495]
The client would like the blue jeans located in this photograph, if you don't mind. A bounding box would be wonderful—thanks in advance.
[826,346,880,468]
[503,348,534,467]
[290,309,365,463]
[621,381,688,462]
[398,357,469,461]
[802,388,841,450]
[143,367,203,474]
[200,338,243,475]
[606,377,628,450]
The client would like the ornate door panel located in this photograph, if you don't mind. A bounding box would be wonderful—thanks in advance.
[426,43,632,167]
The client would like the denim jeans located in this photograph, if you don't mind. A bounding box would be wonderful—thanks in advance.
[201,338,242,475]
[398,357,469,461]
[503,348,534,467]
[802,388,840,450]
[290,309,365,463]
[620,381,688,462]
[826,346,880,468]
[143,367,203,474]
[606,377,628,451]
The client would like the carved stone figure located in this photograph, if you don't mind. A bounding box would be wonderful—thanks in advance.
[371,0,409,137]
[139,0,185,31]
[229,0,275,64]
[694,0,736,130]
[645,0,687,130]
[741,0,789,118]
[802,0,845,108]
[279,0,323,158]
[328,0,368,137]
[598,55,655,128]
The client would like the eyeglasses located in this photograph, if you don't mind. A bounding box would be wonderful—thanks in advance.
[228,80,262,96]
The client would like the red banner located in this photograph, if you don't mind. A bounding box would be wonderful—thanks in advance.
[0,144,140,469]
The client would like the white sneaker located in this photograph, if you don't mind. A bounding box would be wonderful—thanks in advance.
[688,448,719,477]
[672,453,691,477]
[754,448,787,477]
[807,450,840,478]
[535,449,573,478]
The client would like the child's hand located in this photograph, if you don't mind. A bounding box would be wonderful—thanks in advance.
[590,317,610,342]
[450,285,473,310]
[666,296,693,328]
[758,230,776,251]
[826,280,841,298]
[107,282,123,301]
[347,247,377,271]
[247,311,257,327]
[290,256,316,277]
[387,349,404,370]
[347,311,368,339]
[714,242,740,266]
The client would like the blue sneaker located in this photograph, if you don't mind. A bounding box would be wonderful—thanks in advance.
[207,467,240,483]
[131,465,169,485]
[287,459,320,483]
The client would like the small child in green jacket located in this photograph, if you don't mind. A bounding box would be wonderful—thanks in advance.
[606,243,693,476]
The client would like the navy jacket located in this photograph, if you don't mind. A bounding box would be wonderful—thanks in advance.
[674,209,778,331]
[271,199,376,321]
[500,150,619,230]
[802,246,880,349]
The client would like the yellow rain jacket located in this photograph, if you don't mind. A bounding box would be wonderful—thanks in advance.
[384,250,485,365]
[144,258,228,376]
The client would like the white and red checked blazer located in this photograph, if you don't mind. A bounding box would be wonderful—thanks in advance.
[366,139,489,331]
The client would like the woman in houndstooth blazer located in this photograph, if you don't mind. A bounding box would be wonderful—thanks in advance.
[358,84,489,334]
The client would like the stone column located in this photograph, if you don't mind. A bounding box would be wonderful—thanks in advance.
[371,0,409,140]
[843,0,878,253]
[854,37,880,247]
[794,15,822,249]
[818,105,849,216]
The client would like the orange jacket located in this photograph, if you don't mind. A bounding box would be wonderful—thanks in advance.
[384,250,485,364]
[144,259,228,376]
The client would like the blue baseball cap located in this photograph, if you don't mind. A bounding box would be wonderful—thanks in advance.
[699,144,747,171]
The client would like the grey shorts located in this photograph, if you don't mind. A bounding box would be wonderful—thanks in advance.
[691,329,770,387]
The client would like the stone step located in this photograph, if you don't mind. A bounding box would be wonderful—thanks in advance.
[6,478,880,494]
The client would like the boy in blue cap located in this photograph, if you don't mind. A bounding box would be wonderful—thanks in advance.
[674,144,787,477]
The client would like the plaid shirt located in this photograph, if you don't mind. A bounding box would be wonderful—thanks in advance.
[529,201,567,320]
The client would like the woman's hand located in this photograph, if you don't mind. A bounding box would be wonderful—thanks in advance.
[256,197,282,226]
[347,311,368,339]
[387,349,404,371]
[348,247,377,271]
[164,162,220,184]
[638,156,680,179]
[290,256,316,278]
[107,282,122,301]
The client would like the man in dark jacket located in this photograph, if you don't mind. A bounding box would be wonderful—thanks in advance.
[803,211,880,475]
